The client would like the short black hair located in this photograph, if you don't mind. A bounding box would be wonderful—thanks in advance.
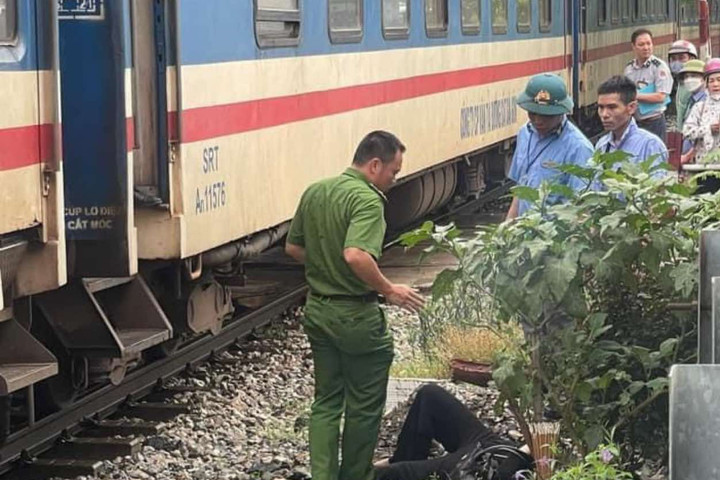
[598,76,637,105]
[631,28,653,44]
[352,130,406,166]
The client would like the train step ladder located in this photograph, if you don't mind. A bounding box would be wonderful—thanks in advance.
[0,240,58,396]
[34,277,173,367]
[0,319,58,396]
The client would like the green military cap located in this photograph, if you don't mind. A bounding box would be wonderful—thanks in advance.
[679,59,705,76]
[516,73,574,115]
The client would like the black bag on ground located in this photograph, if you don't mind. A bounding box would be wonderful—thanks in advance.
[450,443,534,480]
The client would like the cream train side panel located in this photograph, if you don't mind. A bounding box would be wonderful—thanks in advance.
[181,37,567,109]
[125,67,138,275]
[0,166,43,233]
[0,71,42,234]
[137,73,569,259]
[14,66,67,297]
[136,37,569,259]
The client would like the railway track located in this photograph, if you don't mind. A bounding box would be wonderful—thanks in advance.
[0,285,308,478]
[0,183,510,479]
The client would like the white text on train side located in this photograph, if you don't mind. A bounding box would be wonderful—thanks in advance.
[460,97,517,139]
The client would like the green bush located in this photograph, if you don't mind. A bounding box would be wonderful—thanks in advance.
[401,152,720,466]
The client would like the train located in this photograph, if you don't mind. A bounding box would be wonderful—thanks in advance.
[0,0,717,453]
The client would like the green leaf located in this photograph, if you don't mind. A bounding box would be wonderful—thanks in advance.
[659,338,678,357]
[399,224,433,248]
[670,262,697,298]
[431,269,462,299]
[587,313,608,332]
[554,163,598,180]
[548,183,576,200]
[544,246,582,302]
[510,185,540,203]
[666,183,694,196]
[561,280,589,318]
[583,425,605,451]
[576,381,594,403]
[646,377,669,394]
[627,381,645,395]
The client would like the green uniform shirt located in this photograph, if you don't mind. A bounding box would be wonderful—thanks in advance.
[676,84,693,131]
[287,168,387,297]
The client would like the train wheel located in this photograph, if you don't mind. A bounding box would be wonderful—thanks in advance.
[385,178,425,230]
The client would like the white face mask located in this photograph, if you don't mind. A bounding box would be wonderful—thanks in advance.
[684,77,704,92]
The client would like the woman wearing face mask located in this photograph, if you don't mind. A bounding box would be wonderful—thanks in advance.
[668,40,698,120]
[677,60,707,130]
[678,60,707,164]
[683,59,720,166]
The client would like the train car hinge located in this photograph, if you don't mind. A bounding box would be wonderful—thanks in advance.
[168,140,179,164]
[42,168,52,197]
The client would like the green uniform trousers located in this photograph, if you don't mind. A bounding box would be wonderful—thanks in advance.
[303,295,394,480]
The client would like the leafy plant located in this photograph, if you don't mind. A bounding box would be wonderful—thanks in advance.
[548,443,633,480]
[401,152,720,463]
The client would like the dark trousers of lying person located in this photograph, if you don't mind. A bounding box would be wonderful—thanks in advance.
[376,384,533,480]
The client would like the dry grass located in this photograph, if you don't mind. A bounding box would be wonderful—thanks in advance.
[436,325,508,364]
[391,325,514,379]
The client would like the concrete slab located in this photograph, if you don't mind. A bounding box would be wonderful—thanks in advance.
[384,377,439,415]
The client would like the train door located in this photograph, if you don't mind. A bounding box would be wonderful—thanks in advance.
[58,0,134,277]
[130,0,169,206]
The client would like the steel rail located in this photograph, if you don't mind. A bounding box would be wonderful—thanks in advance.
[0,285,308,474]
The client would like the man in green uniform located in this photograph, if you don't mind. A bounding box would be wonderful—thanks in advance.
[285,130,425,480]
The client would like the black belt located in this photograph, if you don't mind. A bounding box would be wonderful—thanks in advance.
[638,114,664,123]
[310,291,380,303]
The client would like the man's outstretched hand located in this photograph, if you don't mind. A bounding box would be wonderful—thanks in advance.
[383,284,425,313]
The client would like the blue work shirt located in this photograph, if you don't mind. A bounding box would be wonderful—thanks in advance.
[594,118,668,176]
[508,118,594,216]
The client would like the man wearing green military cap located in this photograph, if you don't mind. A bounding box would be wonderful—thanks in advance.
[285,131,425,480]
[506,73,594,219]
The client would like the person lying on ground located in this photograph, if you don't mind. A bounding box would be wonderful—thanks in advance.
[374,384,534,480]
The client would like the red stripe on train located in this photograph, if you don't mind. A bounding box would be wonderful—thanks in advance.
[584,33,676,62]
[0,119,133,172]
[9,31,713,165]
[0,124,54,172]
[179,55,569,143]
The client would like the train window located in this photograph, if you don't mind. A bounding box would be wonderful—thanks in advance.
[539,0,552,31]
[517,0,530,32]
[0,0,17,44]
[598,0,607,24]
[611,0,620,22]
[425,0,448,36]
[622,0,630,21]
[329,0,363,43]
[461,0,481,35]
[255,0,300,48]
[383,0,409,39]
[638,0,646,19]
[492,0,508,34]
